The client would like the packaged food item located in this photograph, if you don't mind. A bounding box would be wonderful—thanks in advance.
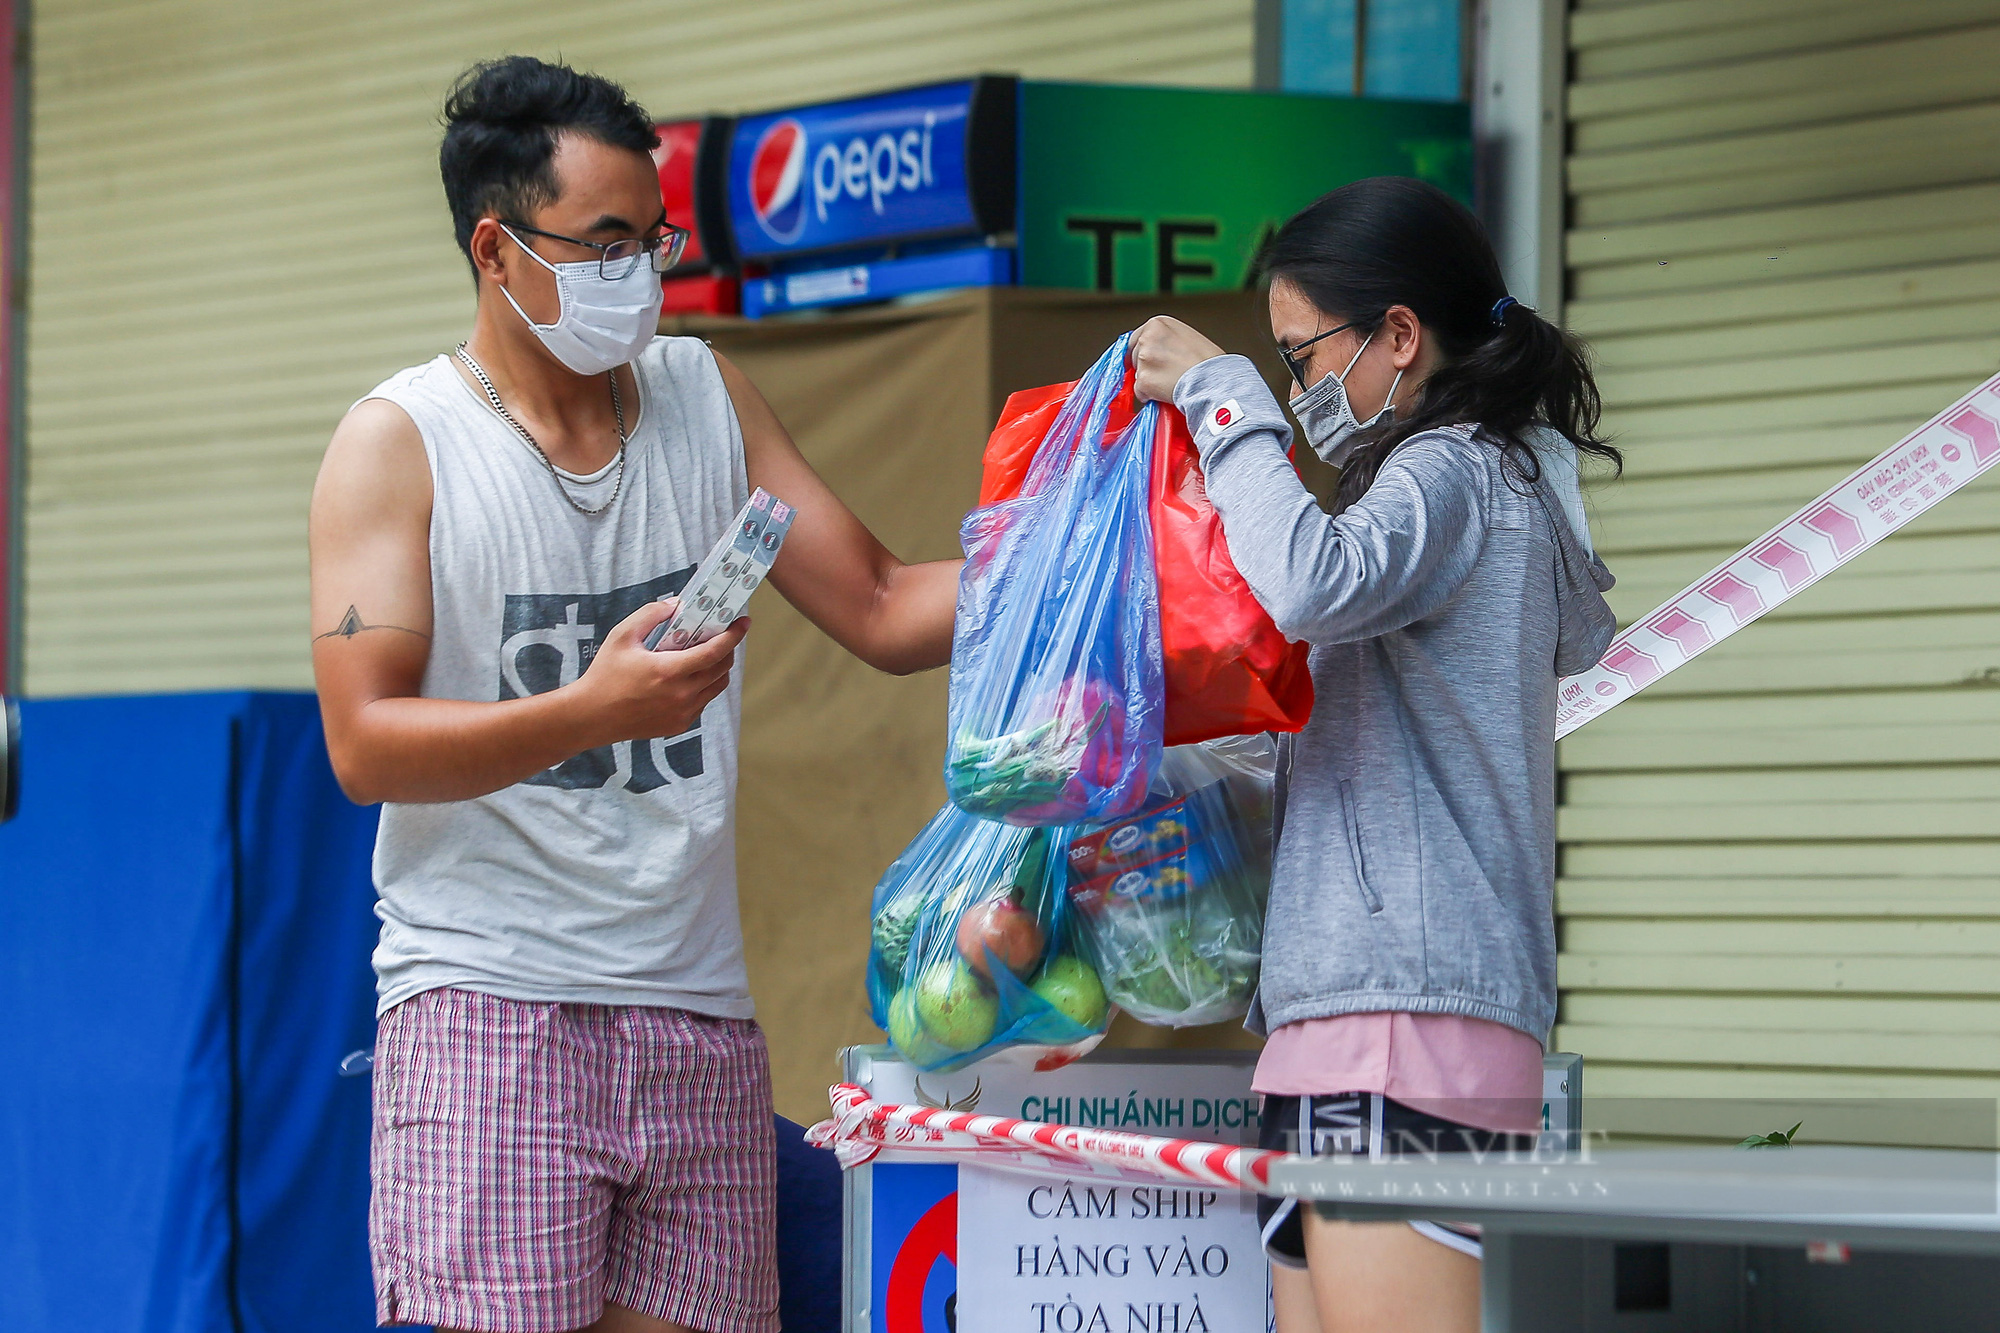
[867,803,1112,1072]
[1066,736,1277,1027]
[646,487,794,651]
[945,336,1164,826]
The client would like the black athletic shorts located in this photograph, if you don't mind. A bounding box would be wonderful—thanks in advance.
[1256,1092,1535,1265]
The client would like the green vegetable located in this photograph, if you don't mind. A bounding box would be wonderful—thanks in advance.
[1011,829,1055,917]
[1109,932,1215,1014]
[950,702,1110,814]
[871,893,922,979]
[1739,1121,1802,1150]
[1117,952,1193,1012]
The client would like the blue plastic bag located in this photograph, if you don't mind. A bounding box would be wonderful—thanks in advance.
[868,802,1112,1072]
[1066,736,1277,1027]
[945,336,1166,826]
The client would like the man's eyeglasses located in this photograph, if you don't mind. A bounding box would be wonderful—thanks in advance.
[1279,318,1370,388]
[503,221,690,280]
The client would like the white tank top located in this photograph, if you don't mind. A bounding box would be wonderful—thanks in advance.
[362,337,753,1018]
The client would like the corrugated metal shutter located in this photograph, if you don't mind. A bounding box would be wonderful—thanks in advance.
[24,0,1253,696]
[1559,0,2000,1130]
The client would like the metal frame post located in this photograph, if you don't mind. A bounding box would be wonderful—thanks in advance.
[1472,0,1566,320]
[0,0,22,693]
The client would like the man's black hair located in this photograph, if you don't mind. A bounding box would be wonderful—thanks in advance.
[439,56,659,275]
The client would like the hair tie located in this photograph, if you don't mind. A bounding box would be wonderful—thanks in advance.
[1490,296,1519,326]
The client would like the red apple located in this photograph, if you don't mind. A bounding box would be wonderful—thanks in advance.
[955,897,1045,982]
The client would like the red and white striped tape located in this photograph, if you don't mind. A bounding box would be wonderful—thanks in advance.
[1556,369,2000,737]
[807,1082,1284,1191]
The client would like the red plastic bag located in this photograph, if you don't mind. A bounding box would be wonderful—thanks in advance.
[980,365,1313,746]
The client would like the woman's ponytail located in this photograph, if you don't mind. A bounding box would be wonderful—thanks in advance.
[1257,177,1619,514]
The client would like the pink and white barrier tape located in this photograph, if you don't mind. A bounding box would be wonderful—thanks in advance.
[807,1083,1283,1190]
[1555,369,2000,736]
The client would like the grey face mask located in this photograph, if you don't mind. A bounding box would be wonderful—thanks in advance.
[1292,330,1403,467]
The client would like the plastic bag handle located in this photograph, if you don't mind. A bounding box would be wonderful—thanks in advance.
[1020,334,1134,496]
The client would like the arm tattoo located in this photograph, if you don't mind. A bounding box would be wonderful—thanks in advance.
[316,605,430,642]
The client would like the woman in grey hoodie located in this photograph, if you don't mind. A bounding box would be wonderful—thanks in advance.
[1130,177,1620,1333]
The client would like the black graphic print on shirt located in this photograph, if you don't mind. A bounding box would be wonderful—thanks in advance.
[499,567,701,792]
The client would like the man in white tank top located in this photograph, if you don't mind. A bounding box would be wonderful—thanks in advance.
[308,58,961,1333]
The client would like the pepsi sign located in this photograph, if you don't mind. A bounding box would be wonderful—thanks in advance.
[746,117,810,243]
[725,77,1016,262]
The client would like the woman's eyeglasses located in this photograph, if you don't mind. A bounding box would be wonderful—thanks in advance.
[1279,318,1369,388]
[503,220,691,280]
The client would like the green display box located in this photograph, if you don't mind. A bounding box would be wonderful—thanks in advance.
[1017,81,1472,296]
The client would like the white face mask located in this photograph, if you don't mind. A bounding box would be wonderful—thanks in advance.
[498,224,664,375]
[1291,330,1404,467]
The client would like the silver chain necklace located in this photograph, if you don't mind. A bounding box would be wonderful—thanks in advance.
[454,342,626,516]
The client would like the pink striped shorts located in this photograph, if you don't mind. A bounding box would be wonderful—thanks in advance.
[369,987,780,1333]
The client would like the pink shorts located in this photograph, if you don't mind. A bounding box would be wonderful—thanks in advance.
[369,987,780,1333]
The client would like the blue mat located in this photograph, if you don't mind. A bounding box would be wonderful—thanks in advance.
[0,693,841,1333]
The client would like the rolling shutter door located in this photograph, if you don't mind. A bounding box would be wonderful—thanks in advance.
[1557,0,2000,1134]
[24,0,1252,696]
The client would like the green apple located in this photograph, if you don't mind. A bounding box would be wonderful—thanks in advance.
[1031,955,1109,1030]
[914,959,999,1052]
[886,986,949,1065]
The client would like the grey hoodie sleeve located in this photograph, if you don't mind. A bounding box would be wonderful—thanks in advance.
[1172,353,1492,646]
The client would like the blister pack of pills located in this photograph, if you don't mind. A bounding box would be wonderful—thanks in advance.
[646,488,794,651]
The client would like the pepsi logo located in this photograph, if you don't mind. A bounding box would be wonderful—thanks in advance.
[748,118,807,243]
